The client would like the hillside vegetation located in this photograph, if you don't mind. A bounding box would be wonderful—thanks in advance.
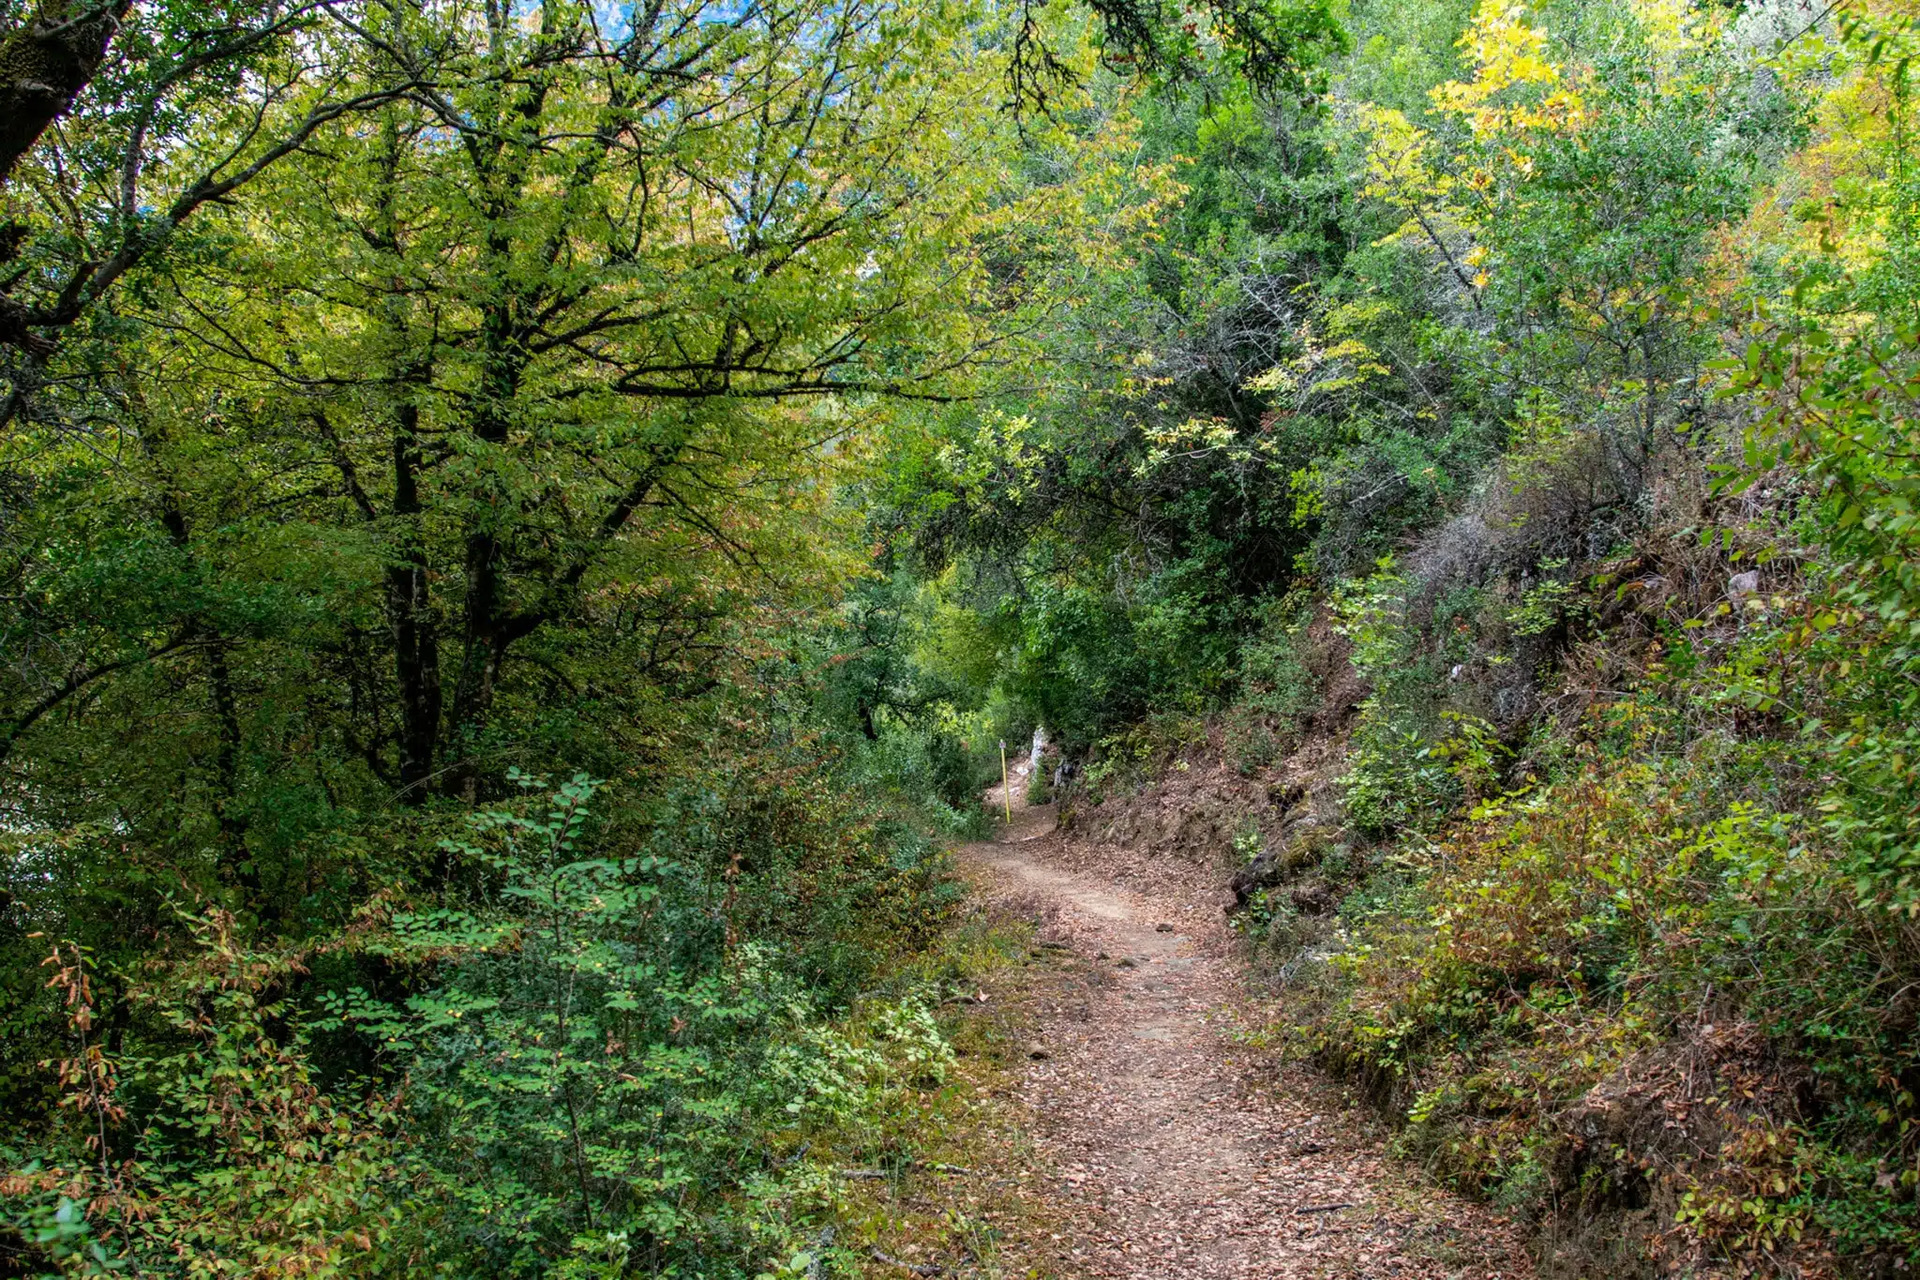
[0,0,1917,1274]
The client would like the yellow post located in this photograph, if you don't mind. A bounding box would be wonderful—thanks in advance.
[999,739,1012,823]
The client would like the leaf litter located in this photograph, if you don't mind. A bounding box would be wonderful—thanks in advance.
[944,786,1532,1280]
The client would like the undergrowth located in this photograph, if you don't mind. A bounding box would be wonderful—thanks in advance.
[1258,562,1920,1276]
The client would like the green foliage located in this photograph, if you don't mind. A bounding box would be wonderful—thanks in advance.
[1223,600,1316,772]
[1724,321,1920,911]
[1237,596,1317,722]
[1296,734,1920,1259]
[1080,0,1349,101]
[1708,9,1920,917]
[0,2,1124,1260]
[1329,561,1461,835]
[977,0,1920,1269]
[0,755,969,1277]
[1079,711,1208,801]
[381,769,964,1276]
[926,732,980,815]
[0,911,419,1276]
[9,0,1920,1271]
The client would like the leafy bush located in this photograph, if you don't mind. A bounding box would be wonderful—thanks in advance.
[926,731,979,813]
[1223,596,1319,772]
[1328,561,1464,835]
[1296,729,1920,1268]
[1726,320,1920,912]
[0,747,970,1278]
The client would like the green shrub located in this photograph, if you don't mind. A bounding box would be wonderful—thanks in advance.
[927,731,978,812]
[1225,596,1319,773]
[0,749,968,1278]
[1296,743,1920,1267]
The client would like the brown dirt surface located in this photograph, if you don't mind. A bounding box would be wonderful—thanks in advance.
[955,768,1532,1280]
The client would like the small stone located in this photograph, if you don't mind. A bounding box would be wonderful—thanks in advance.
[1027,1043,1051,1060]
[1155,922,1175,933]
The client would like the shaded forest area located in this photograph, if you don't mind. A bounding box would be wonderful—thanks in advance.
[2,0,1920,1274]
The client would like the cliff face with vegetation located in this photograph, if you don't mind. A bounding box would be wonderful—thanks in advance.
[1,0,1918,1274]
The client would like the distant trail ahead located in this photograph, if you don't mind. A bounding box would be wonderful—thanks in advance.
[960,775,1529,1280]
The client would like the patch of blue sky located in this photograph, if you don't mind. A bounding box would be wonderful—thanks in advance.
[585,0,761,40]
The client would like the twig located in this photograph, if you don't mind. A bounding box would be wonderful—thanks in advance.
[838,1161,975,1180]
[1296,1202,1355,1214]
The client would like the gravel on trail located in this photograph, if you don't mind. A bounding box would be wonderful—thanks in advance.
[959,783,1532,1280]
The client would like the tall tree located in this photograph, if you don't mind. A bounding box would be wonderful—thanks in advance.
[0,0,1151,926]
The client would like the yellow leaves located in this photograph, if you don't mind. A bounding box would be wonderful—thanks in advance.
[1139,335,1401,477]
[1354,104,1452,206]
[1325,296,1401,335]
[1463,244,1490,274]
[1322,337,1383,364]
[1135,416,1242,476]
[1352,0,1588,267]
[1350,103,1485,276]
[1454,0,1554,87]
[1630,0,1701,56]
[1244,364,1298,395]
[1245,329,1390,401]
[938,410,1047,499]
[1431,0,1580,138]
[1288,464,1326,524]
[1429,0,1715,147]
[977,106,1186,287]
[1746,0,1919,281]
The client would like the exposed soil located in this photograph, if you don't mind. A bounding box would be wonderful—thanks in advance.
[957,770,1532,1280]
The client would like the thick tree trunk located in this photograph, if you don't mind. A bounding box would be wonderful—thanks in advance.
[445,278,526,800]
[0,0,132,186]
[367,99,447,806]
[204,640,265,908]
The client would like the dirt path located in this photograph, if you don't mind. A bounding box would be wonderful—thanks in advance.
[959,776,1530,1280]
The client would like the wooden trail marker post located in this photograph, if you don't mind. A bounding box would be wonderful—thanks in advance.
[999,739,1011,824]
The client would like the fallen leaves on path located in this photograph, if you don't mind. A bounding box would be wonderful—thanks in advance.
[955,802,1532,1280]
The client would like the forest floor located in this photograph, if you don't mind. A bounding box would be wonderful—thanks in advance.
[943,768,1534,1280]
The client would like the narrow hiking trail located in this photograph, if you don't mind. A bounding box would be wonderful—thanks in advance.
[959,770,1531,1280]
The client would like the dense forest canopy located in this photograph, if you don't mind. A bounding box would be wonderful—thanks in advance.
[3,0,1920,1273]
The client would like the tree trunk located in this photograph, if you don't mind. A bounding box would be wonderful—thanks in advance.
[369,99,444,805]
[445,276,525,799]
[0,0,132,186]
